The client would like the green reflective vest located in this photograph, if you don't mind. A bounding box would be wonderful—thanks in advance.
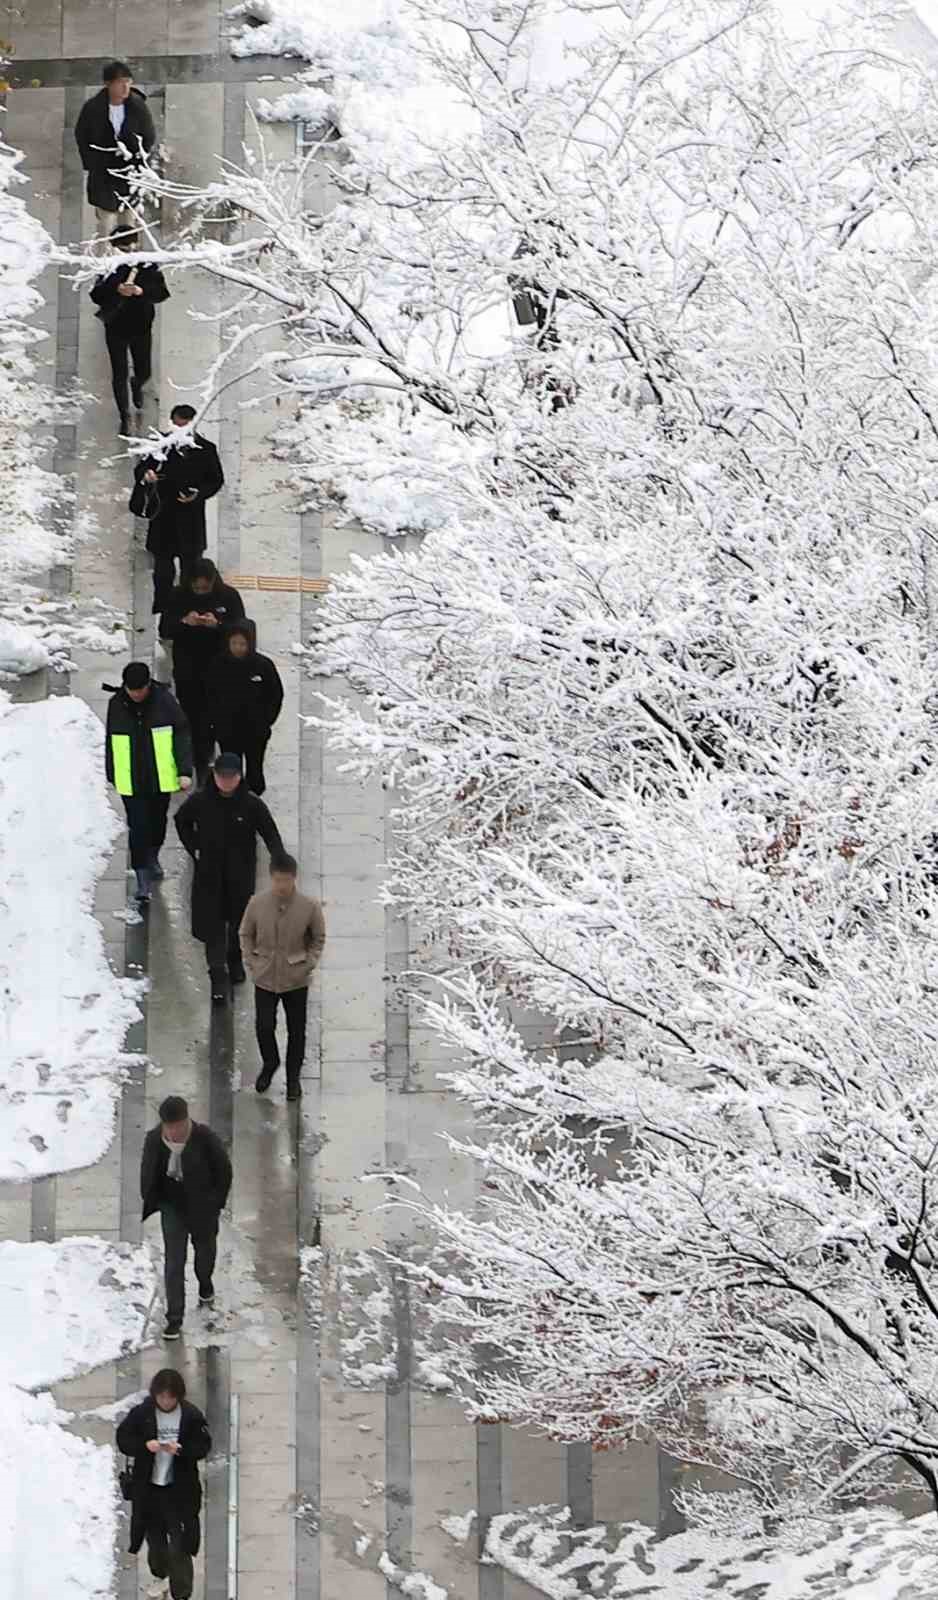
[111,725,180,796]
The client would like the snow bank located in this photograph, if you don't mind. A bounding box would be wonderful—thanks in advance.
[479,1506,938,1599]
[0,1237,153,1389]
[0,1388,117,1600]
[0,618,48,677]
[0,692,141,1181]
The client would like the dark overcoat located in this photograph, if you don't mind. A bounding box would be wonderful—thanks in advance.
[139,1119,232,1227]
[174,780,283,942]
[74,86,156,210]
[136,434,225,560]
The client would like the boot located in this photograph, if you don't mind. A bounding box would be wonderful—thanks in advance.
[255,1066,276,1093]
[209,968,228,1005]
[134,867,152,904]
[286,1077,302,1102]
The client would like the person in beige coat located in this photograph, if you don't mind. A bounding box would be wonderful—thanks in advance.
[239,852,326,1101]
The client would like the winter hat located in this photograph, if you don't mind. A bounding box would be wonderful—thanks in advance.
[122,662,151,690]
[213,752,242,776]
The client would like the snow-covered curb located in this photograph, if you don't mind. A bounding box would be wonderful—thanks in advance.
[0,693,141,1181]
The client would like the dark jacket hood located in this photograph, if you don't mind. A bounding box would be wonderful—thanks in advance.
[222,618,258,656]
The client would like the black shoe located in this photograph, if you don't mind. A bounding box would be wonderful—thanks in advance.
[255,1068,275,1093]
[163,1320,182,1341]
[210,968,228,1005]
[229,959,246,985]
[286,1080,302,1102]
[119,412,130,436]
[198,1284,215,1306]
[131,382,144,410]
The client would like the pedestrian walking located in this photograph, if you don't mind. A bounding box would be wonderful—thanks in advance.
[75,60,156,240]
[133,407,225,616]
[116,1367,211,1599]
[175,753,284,1004]
[239,852,325,1101]
[105,662,193,904]
[90,227,170,433]
[205,619,284,796]
[140,1095,232,1340]
[159,560,245,779]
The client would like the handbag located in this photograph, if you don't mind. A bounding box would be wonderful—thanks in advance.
[129,477,161,519]
[118,1456,134,1501]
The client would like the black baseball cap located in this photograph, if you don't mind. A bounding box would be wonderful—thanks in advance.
[213,752,242,776]
[122,662,150,690]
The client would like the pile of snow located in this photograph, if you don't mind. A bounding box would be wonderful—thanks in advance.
[0,1237,153,1389]
[473,1506,938,1599]
[0,140,68,586]
[0,617,48,677]
[0,1389,117,1600]
[0,594,127,674]
[378,1551,448,1600]
[0,693,141,1181]
[0,1239,153,1600]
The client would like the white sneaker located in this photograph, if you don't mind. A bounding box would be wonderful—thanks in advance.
[147,1581,169,1598]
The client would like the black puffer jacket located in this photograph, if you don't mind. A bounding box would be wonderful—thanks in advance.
[116,1398,211,1555]
[206,621,284,743]
[74,86,156,210]
[175,779,283,942]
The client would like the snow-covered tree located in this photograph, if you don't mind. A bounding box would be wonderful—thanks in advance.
[89,0,938,1523]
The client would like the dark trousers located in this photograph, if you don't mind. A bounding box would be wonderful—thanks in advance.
[205,921,243,975]
[144,1484,195,1600]
[152,550,199,617]
[122,792,171,870]
[174,677,213,778]
[160,1204,218,1323]
[214,732,270,795]
[105,325,152,420]
[255,986,308,1084]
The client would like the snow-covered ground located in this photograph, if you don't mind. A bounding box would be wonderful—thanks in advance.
[0,691,151,1595]
[0,1236,153,1600]
[0,691,141,1181]
[453,1504,938,1599]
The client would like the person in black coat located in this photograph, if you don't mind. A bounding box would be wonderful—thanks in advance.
[134,406,225,616]
[141,1094,233,1338]
[205,619,284,796]
[160,560,245,779]
[116,1367,211,1599]
[74,61,156,237]
[104,662,193,903]
[175,753,284,1002]
[90,226,170,432]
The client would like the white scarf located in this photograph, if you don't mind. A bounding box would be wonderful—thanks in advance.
[162,1136,187,1180]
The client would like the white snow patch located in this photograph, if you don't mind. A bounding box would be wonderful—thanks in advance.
[378,1551,448,1600]
[441,1510,476,1543]
[0,1237,153,1390]
[77,1391,148,1423]
[0,693,141,1181]
[483,1506,938,1599]
[0,1388,117,1599]
[0,619,48,677]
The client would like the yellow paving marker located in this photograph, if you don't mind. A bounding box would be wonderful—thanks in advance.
[225,574,332,594]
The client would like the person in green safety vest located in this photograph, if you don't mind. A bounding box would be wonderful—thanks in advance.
[105,662,194,904]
